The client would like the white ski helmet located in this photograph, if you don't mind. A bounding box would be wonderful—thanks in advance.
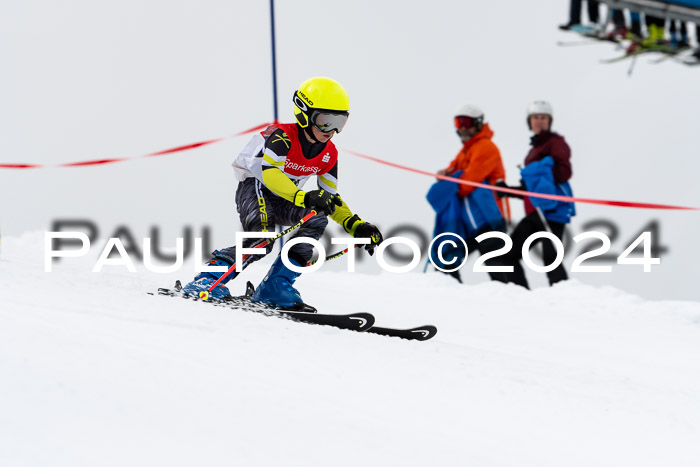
[454,103,485,131]
[526,100,553,130]
[455,103,485,119]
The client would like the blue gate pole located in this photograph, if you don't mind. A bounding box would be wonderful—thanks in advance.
[270,0,285,245]
[270,0,279,123]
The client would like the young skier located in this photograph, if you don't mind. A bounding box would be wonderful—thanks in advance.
[182,76,383,309]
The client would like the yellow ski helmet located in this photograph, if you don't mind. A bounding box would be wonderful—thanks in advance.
[293,77,350,133]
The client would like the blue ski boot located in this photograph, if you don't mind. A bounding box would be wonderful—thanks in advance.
[182,251,236,300]
[251,256,313,311]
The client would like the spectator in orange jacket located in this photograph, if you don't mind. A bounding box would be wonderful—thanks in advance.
[433,104,510,283]
[438,104,510,220]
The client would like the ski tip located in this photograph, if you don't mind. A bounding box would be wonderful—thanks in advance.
[351,312,375,331]
[157,287,173,296]
[366,324,438,341]
[409,325,438,341]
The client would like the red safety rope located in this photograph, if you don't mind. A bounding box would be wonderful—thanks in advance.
[339,147,699,211]
[2,120,696,212]
[0,122,272,170]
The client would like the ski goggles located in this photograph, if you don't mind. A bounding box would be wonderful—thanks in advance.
[455,116,478,129]
[311,111,349,134]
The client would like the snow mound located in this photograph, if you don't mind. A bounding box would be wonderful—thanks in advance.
[1,233,699,467]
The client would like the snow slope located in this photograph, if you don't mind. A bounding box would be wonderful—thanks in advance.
[2,233,700,467]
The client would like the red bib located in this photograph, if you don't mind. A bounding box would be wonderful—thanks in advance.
[262,123,338,177]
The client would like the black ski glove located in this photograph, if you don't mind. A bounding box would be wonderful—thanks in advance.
[297,189,342,215]
[354,222,383,255]
[494,180,525,199]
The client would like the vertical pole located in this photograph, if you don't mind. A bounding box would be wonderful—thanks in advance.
[270,0,284,245]
[270,0,279,124]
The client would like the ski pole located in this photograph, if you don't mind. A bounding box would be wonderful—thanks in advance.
[204,210,318,296]
[306,244,362,267]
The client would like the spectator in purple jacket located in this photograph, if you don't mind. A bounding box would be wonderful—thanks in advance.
[497,100,573,289]
[523,104,572,190]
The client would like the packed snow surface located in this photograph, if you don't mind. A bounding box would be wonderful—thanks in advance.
[2,233,700,467]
